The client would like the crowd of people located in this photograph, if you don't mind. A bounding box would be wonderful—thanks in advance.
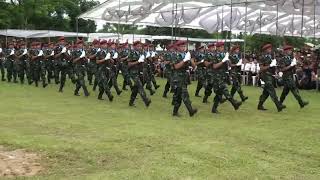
[0,37,315,117]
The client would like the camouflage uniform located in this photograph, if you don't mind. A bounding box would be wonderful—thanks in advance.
[128,50,151,107]
[0,49,5,81]
[207,52,242,113]
[108,49,122,95]
[96,49,114,101]
[194,51,206,97]
[202,51,216,103]
[229,53,248,102]
[162,51,174,98]
[87,48,98,85]
[278,55,308,108]
[119,48,132,90]
[258,54,285,111]
[72,48,89,96]
[171,51,197,116]
[5,48,18,83]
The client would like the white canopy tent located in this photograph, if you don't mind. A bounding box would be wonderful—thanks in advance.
[78,0,320,38]
[88,33,245,43]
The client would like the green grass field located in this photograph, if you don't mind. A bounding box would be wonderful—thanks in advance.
[0,78,319,180]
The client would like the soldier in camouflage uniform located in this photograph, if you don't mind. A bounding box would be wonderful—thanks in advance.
[108,41,122,96]
[96,40,114,101]
[149,44,160,90]
[204,42,242,113]
[29,42,48,88]
[162,43,175,98]
[54,37,75,92]
[229,45,248,102]
[87,39,100,86]
[257,44,286,112]
[72,40,90,97]
[202,43,216,103]
[16,41,28,84]
[0,44,5,81]
[193,45,206,97]
[118,42,132,90]
[5,41,18,83]
[171,40,197,117]
[128,41,151,107]
[44,42,55,84]
[278,45,308,108]
[143,44,156,96]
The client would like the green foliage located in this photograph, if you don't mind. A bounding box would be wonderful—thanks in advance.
[0,0,99,33]
[245,34,306,52]
[0,79,319,179]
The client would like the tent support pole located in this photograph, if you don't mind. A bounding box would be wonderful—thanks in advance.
[276,3,279,36]
[76,18,79,39]
[313,0,316,43]
[5,29,8,47]
[229,0,233,51]
[118,0,120,44]
[171,0,174,43]
[244,0,247,60]
[301,0,305,37]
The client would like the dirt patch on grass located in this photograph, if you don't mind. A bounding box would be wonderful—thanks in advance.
[0,146,42,177]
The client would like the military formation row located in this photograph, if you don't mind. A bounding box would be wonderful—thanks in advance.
[0,37,308,116]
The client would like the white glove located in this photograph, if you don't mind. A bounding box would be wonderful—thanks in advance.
[96,48,101,53]
[138,55,145,63]
[37,50,44,57]
[290,58,297,67]
[61,47,67,53]
[145,52,151,58]
[0,48,2,53]
[151,51,156,58]
[200,59,204,63]
[50,50,54,56]
[222,52,229,63]
[10,49,15,55]
[270,59,277,67]
[80,50,85,58]
[22,49,27,55]
[278,72,283,77]
[183,52,191,62]
[112,52,118,59]
[236,59,242,66]
[105,52,111,60]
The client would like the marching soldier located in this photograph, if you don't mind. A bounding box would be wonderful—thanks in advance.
[257,44,286,112]
[16,41,28,84]
[108,41,122,96]
[204,42,242,113]
[171,40,197,117]
[202,43,216,103]
[193,45,206,97]
[229,45,248,102]
[143,43,156,96]
[5,41,18,83]
[118,42,132,91]
[44,42,55,84]
[0,44,5,81]
[87,39,100,86]
[149,44,160,90]
[29,42,48,88]
[278,45,308,108]
[72,40,90,97]
[162,43,175,98]
[128,41,151,107]
[96,40,114,101]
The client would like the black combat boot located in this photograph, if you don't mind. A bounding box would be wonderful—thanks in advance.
[172,106,180,117]
[257,101,267,111]
[230,99,242,110]
[300,101,309,109]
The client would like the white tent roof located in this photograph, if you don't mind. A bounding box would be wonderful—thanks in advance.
[0,29,88,38]
[79,0,320,37]
[88,33,244,43]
